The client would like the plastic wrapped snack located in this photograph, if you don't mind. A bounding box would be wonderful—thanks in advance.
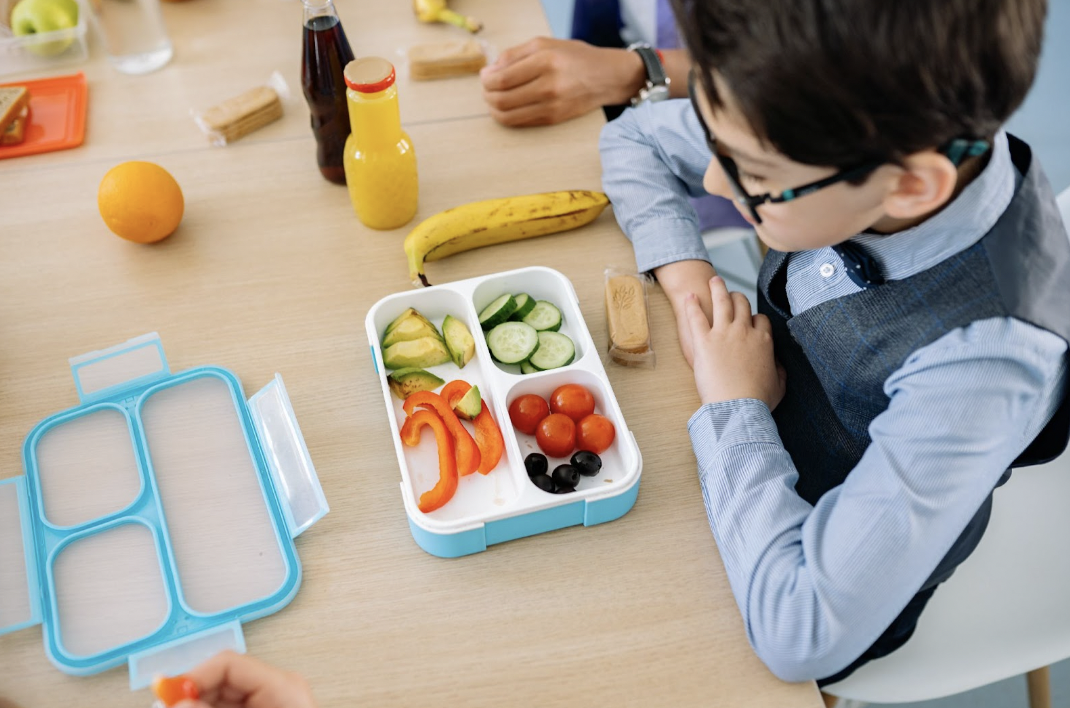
[406,39,487,80]
[192,72,289,146]
[604,268,656,368]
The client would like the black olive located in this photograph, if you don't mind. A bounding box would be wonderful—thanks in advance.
[571,450,602,476]
[552,464,581,488]
[525,453,549,478]
[553,484,576,494]
[531,474,555,493]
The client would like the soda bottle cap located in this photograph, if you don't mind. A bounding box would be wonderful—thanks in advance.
[344,58,396,93]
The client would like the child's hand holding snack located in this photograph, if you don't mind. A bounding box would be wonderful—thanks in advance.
[164,651,316,708]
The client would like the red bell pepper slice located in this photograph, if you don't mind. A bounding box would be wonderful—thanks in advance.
[440,380,504,474]
[400,409,458,513]
[403,391,481,476]
[473,405,504,474]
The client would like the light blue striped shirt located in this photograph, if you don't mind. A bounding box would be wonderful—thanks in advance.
[600,104,1069,681]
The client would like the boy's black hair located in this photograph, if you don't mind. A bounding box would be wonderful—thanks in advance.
[671,0,1047,169]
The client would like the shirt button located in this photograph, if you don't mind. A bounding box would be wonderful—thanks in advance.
[819,263,835,278]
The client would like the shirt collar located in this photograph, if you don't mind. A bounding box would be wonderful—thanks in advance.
[851,130,1015,281]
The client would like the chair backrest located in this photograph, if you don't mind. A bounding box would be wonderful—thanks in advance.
[825,452,1070,703]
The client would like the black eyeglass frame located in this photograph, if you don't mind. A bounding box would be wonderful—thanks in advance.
[686,69,989,224]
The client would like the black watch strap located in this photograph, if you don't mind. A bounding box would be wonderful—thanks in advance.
[629,44,667,87]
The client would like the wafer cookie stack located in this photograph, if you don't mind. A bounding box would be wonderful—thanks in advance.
[195,85,283,145]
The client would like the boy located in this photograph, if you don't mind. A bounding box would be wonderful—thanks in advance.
[600,0,1070,686]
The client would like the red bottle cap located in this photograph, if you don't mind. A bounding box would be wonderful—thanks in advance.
[344,57,396,93]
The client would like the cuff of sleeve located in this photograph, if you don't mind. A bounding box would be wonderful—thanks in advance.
[629,217,711,273]
[687,399,782,452]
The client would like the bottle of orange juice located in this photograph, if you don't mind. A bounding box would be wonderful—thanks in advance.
[342,57,419,230]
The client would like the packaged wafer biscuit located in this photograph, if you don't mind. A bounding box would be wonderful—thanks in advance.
[604,267,656,368]
[192,72,289,146]
[408,39,487,80]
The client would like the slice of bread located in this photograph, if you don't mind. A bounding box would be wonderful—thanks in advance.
[1,104,30,146]
[0,86,30,136]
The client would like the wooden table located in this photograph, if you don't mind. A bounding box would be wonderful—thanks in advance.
[0,1,822,706]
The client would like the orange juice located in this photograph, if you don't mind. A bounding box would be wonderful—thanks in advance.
[342,58,418,230]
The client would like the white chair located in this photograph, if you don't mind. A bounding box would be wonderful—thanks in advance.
[824,185,1070,708]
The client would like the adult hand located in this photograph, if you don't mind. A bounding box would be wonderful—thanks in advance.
[173,651,316,708]
[481,37,645,127]
[683,276,786,409]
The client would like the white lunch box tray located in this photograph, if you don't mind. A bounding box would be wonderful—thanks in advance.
[366,266,642,558]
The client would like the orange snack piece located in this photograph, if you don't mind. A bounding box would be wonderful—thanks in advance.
[152,675,199,706]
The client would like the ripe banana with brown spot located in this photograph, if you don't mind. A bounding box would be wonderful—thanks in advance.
[404,190,611,286]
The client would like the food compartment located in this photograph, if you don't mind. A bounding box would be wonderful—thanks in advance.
[50,521,169,659]
[503,368,638,497]
[0,0,89,78]
[32,405,143,529]
[371,286,526,522]
[139,373,289,616]
[471,267,592,376]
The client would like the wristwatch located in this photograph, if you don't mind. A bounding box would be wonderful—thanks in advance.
[626,42,670,106]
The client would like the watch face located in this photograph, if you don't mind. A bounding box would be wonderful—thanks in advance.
[646,85,670,102]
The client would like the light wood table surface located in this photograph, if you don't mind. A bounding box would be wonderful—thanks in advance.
[0,1,822,706]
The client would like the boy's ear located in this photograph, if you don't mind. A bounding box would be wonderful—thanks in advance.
[881,151,960,220]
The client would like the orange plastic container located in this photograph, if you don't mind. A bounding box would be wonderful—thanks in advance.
[0,71,87,160]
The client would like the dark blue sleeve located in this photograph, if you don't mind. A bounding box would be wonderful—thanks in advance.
[570,0,625,47]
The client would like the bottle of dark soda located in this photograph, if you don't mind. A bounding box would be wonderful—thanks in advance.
[300,0,355,185]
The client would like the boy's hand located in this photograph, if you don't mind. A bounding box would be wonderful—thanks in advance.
[653,259,717,368]
[683,276,786,410]
[174,651,316,708]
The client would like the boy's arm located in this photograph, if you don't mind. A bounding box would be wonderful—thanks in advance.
[688,317,1067,682]
[599,100,721,364]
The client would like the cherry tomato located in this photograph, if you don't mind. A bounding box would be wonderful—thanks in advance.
[535,413,577,458]
[576,414,615,454]
[549,383,596,423]
[508,394,550,435]
[152,676,199,707]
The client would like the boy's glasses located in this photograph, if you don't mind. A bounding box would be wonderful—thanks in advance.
[686,70,990,225]
[687,68,882,224]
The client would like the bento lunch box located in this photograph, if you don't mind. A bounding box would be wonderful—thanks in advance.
[0,334,327,688]
[366,266,642,558]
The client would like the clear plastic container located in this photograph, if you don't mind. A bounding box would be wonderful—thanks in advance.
[0,0,89,78]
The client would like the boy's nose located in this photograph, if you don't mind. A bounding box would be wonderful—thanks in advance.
[703,158,733,199]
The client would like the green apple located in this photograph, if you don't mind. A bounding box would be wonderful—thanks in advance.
[10,0,79,57]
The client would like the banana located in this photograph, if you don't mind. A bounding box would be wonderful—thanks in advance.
[412,0,482,33]
[404,190,611,286]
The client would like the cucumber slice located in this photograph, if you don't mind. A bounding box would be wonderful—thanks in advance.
[528,331,575,370]
[478,294,518,331]
[486,322,540,364]
[520,359,539,375]
[521,300,562,332]
[510,293,536,320]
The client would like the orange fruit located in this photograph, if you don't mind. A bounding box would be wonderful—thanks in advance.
[98,161,184,243]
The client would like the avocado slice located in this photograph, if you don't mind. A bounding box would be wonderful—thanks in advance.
[383,314,443,348]
[453,384,482,420]
[441,315,475,369]
[382,336,451,370]
[387,368,445,400]
[384,307,436,336]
